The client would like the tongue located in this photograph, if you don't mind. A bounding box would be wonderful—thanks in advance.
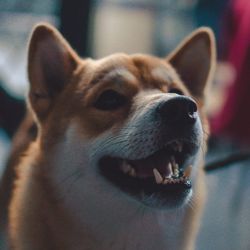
[129,153,173,178]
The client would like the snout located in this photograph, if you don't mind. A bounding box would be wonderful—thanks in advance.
[156,96,198,125]
[97,94,202,209]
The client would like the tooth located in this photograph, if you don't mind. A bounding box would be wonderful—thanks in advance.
[128,168,136,177]
[167,163,173,177]
[169,179,173,184]
[174,165,179,177]
[177,142,183,152]
[153,168,163,184]
[170,157,180,177]
[170,161,175,176]
[163,178,171,184]
[121,162,131,173]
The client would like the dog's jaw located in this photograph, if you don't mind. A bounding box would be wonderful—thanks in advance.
[48,129,198,250]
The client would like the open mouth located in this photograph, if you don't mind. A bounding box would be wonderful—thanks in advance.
[99,140,198,209]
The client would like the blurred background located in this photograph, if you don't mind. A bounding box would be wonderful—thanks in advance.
[0,0,250,249]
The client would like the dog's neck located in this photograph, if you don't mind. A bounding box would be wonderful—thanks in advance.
[75,210,188,250]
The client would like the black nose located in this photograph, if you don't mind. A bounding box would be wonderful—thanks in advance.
[156,96,198,124]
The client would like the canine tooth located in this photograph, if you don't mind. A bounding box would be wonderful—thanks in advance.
[153,168,163,184]
[128,168,136,177]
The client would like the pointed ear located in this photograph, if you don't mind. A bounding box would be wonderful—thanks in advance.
[28,23,80,121]
[167,27,216,98]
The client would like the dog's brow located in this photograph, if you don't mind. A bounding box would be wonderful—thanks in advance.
[90,67,136,85]
[151,67,172,83]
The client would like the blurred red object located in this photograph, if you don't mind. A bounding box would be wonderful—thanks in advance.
[211,0,250,144]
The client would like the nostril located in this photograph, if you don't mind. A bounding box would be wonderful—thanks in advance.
[187,101,198,119]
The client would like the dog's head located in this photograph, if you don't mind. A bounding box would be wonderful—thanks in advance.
[27,24,215,210]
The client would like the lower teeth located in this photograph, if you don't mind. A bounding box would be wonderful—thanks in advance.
[153,167,185,185]
[120,161,191,185]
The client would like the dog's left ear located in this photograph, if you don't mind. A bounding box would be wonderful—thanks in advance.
[167,28,216,98]
[28,23,81,121]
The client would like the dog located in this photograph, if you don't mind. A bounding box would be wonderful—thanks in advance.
[6,23,215,250]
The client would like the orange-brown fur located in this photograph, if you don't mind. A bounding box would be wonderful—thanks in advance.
[4,23,215,250]
[0,112,36,233]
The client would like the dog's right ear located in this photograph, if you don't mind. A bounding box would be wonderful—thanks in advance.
[28,23,80,122]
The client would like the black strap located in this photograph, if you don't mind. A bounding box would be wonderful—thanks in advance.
[205,150,250,172]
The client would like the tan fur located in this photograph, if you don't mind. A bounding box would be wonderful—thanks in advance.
[6,23,216,250]
[0,112,36,235]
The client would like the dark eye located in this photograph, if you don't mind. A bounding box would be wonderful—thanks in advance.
[168,88,183,95]
[94,89,127,111]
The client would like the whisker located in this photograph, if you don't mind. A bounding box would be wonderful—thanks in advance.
[58,168,83,185]
[57,170,85,201]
